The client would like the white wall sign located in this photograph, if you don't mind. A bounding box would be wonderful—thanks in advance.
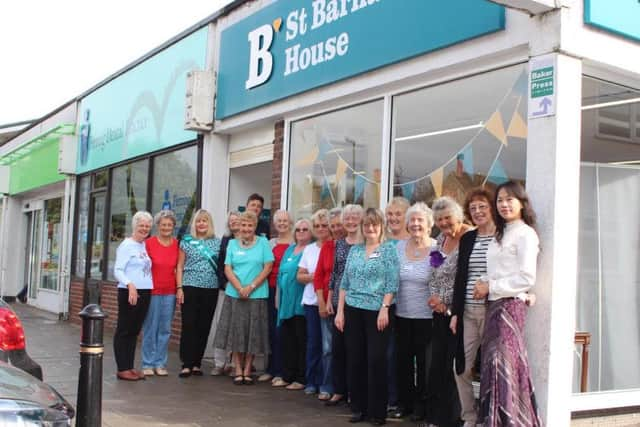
[528,54,556,119]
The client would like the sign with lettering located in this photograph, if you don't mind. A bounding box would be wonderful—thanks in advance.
[216,0,505,119]
[76,28,208,174]
[584,0,640,43]
[528,54,556,119]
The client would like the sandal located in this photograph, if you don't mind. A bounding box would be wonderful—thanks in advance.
[233,375,244,385]
[243,376,255,385]
[191,367,203,376]
[178,368,192,378]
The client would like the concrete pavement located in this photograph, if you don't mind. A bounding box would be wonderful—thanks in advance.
[13,302,415,427]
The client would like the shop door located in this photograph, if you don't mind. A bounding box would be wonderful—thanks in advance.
[23,198,64,313]
[83,192,106,305]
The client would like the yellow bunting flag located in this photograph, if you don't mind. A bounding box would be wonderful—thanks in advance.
[335,158,348,184]
[431,167,444,198]
[485,111,508,146]
[507,110,528,139]
[296,145,319,167]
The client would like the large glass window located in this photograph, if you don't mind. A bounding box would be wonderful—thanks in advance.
[288,100,384,218]
[151,145,198,237]
[391,64,527,205]
[74,176,90,277]
[575,77,640,393]
[39,198,62,291]
[107,160,149,280]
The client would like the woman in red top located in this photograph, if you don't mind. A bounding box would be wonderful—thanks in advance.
[313,207,346,401]
[141,210,179,376]
[259,209,293,384]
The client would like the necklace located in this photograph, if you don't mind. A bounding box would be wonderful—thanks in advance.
[409,239,427,257]
[240,237,256,248]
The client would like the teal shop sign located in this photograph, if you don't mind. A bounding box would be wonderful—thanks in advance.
[216,0,505,119]
[76,27,208,174]
[584,0,640,42]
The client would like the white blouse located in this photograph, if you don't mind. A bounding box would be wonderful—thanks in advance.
[486,220,539,301]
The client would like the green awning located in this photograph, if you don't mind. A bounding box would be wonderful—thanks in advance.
[0,123,75,166]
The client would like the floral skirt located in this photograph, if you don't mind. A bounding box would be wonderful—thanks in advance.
[213,297,270,355]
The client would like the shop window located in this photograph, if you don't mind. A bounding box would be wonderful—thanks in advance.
[288,100,384,217]
[576,77,640,393]
[74,176,90,277]
[40,198,62,291]
[107,159,149,280]
[391,65,527,205]
[151,145,198,237]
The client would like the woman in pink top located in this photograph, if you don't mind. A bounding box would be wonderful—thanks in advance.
[141,210,179,376]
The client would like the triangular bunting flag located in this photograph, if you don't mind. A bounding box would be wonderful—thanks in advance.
[401,182,416,200]
[354,174,366,202]
[318,139,331,161]
[513,70,528,96]
[320,178,331,199]
[431,167,444,198]
[296,145,319,167]
[507,110,527,139]
[485,111,508,146]
[460,145,474,175]
[335,158,348,184]
[488,159,509,185]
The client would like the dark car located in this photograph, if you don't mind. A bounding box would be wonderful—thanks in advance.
[0,359,74,425]
[0,299,42,380]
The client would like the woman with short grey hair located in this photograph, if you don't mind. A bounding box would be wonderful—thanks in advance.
[394,202,436,420]
[426,196,472,425]
[141,210,179,377]
[113,211,154,381]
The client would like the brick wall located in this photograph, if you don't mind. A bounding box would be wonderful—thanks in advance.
[271,120,284,212]
[69,279,182,347]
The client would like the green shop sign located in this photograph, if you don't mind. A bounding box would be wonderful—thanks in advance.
[76,27,208,174]
[216,0,505,119]
[584,0,640,42]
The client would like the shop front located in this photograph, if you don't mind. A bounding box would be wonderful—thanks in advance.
[209,0,640,422]
[0,105,77,316]
[69,27,208,332]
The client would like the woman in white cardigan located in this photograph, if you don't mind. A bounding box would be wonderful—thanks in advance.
[472,181,542,427]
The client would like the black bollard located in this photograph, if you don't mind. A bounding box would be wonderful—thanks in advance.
[76,304,107,427]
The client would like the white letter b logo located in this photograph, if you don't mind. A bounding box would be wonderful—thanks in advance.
[246,25,274,90]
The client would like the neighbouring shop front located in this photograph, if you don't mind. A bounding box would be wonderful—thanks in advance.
[210,0,640,422]
[0,105,77,316]
[69,27,208,331]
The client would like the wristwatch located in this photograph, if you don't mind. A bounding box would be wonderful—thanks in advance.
[445,308,452,317]
[381,303,390,309]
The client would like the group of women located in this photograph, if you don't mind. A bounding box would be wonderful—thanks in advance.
[112,181,542,427]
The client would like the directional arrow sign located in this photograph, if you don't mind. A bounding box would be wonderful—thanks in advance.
[529,54,556,119]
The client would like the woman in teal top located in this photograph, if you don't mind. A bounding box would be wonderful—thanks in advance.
[335,208,400,425]
[213,211,274,385]
[176,209,221,378]
[274,218,312,389]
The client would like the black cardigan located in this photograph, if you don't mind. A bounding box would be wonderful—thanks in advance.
[451,229,479,375]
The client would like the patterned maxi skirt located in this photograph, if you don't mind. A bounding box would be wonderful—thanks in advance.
[479,298,542,427]
[213,297,270,355]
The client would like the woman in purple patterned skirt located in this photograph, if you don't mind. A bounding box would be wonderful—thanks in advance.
[472,181,542,427]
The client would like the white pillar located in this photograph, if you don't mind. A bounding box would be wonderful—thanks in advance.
[525,53,582,425]
[201,133,229,236]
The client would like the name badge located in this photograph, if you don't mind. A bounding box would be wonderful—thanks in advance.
[287,257,293,262]
[369,252,381,259]
[237,251,246,256]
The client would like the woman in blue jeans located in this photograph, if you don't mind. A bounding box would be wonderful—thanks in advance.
[142,210,179,376]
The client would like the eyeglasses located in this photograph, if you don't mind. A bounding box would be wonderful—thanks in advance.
[314,223,329,229]
[295,228,309,232]
[469,204,490,213]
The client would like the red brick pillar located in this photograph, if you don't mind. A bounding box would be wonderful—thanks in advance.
[272,120,284,212]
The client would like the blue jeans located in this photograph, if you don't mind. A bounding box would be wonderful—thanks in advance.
[320,316,334,395]
[142,294,176,368]
[267,287,283,377]
[304,304,327,393]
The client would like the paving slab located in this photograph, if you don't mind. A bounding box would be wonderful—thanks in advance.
[13,302,415,427]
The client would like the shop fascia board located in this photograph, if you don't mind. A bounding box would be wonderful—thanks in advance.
[213,8,544,133]
[0,123,75,166]
[559,0,640,77]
